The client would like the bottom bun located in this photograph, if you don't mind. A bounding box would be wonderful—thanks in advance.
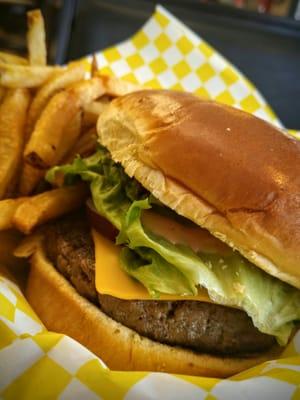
[26,245,281,378]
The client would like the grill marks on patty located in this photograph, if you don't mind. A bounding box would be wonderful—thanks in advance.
[44,213,276,356]
[98,296,276,355]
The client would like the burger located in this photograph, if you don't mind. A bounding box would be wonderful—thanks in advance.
[19,90,300,377]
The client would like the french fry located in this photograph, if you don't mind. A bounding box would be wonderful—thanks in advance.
[25,63,86,139]
[82,111,98,130]
[0,63,61,88]
[82,98,109,129]
[27,10,47,66]
[19,111,82,195]
[97,74,142,96]
[0,231,26,275]
[4,170,20,199]
[69,77,106,106]
[0,51,28,65]
[24,91,79,169]
[0,88,30,199]
[24,90,78,168]
[55,111,82,162]
[13,184,88,234]
[24,77,105,168]
[14,233,42,258]
[0,198,27,230]
[64,127,97,162]
[18,164,44,196]
[0,87,5,104]
[91,54,98,77]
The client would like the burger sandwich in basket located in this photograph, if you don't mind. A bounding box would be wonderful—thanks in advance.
[22,89,300,378]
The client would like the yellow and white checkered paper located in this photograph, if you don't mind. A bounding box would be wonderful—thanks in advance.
[1,5,300,399]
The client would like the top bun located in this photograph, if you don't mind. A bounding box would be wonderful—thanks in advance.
[97,89,300,289]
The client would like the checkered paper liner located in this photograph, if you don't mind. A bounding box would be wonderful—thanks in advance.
[1,5,300,399]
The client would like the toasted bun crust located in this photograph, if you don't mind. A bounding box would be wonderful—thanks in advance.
[97,90,300,289]
[26,245,280,378]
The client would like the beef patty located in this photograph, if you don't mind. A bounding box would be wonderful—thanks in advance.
[44,213,276,356]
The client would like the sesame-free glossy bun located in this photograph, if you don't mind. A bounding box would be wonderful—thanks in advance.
[97,90,300,289]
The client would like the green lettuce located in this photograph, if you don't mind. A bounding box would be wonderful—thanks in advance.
[46,146,146,230]
[118,199,300,345]
[120,247,194,297]
[47,148,300,344]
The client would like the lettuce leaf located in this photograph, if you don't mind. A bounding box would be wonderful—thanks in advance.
[118,199,300,344]
[47,150,300,344]
[46,146,146,230]
[120,247,194,297]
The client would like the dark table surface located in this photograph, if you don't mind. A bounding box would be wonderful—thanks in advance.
[58,0,300,129]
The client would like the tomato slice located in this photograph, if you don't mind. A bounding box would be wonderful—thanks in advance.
[86,199,118,241]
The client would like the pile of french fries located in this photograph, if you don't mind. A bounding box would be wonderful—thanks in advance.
[0,9,141,237]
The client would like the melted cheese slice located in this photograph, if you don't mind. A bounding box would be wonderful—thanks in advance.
[93,229,212,302]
